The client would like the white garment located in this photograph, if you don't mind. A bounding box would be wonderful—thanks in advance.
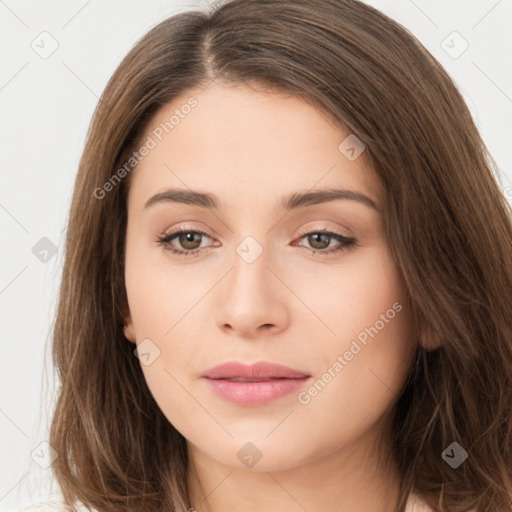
[15,492,435,511]
[406,492,435,511]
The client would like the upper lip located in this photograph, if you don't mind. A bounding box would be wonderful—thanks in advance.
[202,361,310,380]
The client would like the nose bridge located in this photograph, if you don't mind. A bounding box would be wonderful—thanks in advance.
[235,233,267,267]
[214,231,288,335]
[229,233,272,301]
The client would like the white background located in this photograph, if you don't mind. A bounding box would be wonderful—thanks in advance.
[1,0,511,510]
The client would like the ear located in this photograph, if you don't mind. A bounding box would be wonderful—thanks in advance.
[122,306,136,344]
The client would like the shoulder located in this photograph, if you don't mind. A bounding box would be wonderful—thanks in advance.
[405,492,435,512]
[17,500,99,512]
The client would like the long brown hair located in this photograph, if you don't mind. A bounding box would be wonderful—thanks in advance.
[48,0,512,510]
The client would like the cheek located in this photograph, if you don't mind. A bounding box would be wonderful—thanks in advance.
[124,237,199,340]
[124,240,207,396]
[301,311,414,451]
[298,246,414,416]
[289,244,409,348]
[291,317,414,462]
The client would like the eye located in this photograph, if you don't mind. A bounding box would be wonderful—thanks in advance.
[155,226,216,257]
[293,228,357,256]
[154,226,357,257]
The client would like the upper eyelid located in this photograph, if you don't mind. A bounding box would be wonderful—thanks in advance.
[161,226,349,238]
[161,219,352,237]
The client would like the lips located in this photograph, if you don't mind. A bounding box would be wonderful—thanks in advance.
[202,361,311,407]
[202,361,310,380]
[224,378,273,382]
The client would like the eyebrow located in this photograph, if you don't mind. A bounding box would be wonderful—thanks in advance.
[143,187,378,212]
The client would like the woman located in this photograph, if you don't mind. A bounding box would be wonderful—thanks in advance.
[20,0,512,510]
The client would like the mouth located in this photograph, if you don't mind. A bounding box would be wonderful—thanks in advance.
[202,361,310,380]
[203,377,311,407]
[215,377,303,382]
[201,362,311,407]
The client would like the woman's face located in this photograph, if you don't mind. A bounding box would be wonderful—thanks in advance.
[123,80,415,473]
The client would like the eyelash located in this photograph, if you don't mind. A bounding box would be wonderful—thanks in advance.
[154,226,357,258]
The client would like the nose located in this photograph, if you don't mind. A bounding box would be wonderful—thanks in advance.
[215,241,290,339]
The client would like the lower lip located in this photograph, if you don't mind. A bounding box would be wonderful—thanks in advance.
[203,377,310,406]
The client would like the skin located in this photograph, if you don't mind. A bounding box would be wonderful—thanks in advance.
[123,80,417,512]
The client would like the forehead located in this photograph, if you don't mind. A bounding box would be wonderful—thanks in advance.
[127,81,381,212]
